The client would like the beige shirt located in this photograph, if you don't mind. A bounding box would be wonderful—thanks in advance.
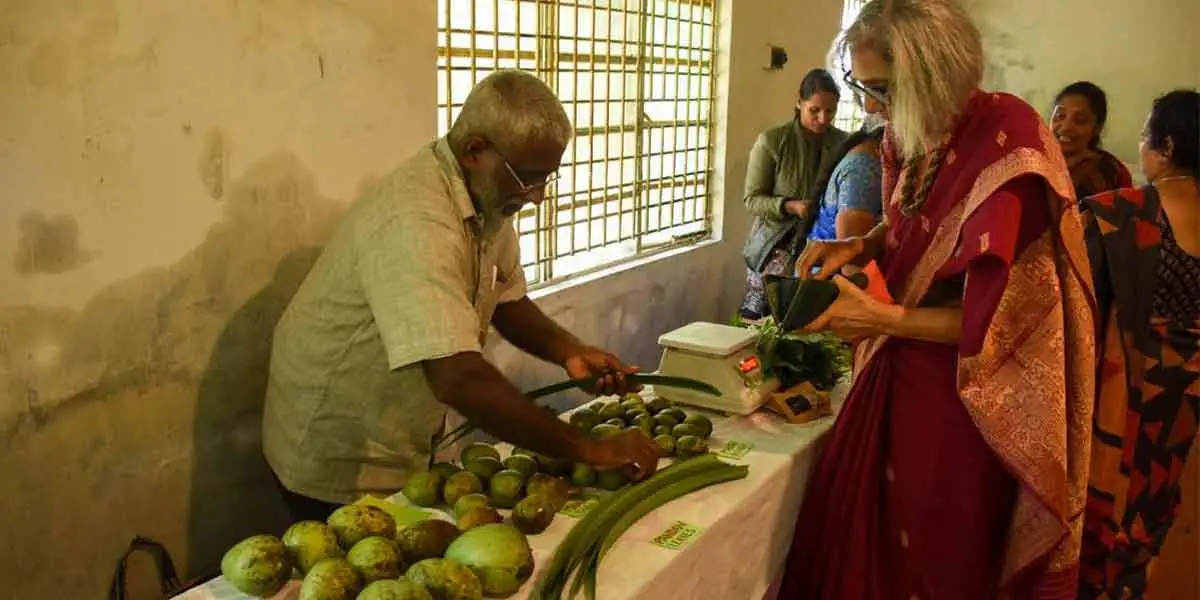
[263,138,527,504]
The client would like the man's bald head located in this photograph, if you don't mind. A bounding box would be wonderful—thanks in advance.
[448,70,573,154]
[448,71,573,229]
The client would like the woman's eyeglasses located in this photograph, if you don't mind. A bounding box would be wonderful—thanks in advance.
[843,69,890,106]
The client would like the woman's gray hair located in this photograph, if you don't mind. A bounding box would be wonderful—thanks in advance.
[448,70,574,152]
[834,0,984,158]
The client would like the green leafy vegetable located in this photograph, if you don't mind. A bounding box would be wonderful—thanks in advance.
[730,315,851,391]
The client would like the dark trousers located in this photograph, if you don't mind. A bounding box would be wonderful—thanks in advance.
[272,473,341,523]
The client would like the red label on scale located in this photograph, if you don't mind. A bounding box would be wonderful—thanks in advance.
[738,356,760,374]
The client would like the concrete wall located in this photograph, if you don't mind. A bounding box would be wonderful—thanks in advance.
[964,0,1200,171]
[0,0,842,597]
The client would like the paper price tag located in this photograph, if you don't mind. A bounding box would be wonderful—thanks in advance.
[715,439,754,460]
[560,495,600,518]
[651,521,703,550]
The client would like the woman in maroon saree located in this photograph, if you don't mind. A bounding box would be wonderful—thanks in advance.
[777,1,1097,598]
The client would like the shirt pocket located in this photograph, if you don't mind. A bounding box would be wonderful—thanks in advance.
[472,250,502,344]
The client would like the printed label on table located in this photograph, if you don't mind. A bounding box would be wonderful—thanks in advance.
[715,439,754,460]
[560,495,600,518]
[651,521,703,550]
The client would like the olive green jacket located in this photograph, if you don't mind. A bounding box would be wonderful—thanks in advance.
[741,120,847,271]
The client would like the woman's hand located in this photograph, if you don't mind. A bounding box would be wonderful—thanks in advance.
[795,238,866,280]
[802,276,897,341]
[783,199,811,218]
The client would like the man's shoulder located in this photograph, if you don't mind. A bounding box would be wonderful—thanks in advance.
[345,144,465,237]
[366,144,456,211]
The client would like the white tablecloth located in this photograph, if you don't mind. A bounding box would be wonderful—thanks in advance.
[177,383,844,600]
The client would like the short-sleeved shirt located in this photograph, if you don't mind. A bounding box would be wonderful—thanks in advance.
[263,138,527,503]
[807,151,884,242]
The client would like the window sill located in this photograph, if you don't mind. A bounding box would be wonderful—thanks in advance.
[528,238,723,302]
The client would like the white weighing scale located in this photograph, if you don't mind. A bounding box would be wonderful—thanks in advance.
[653,321,780,415]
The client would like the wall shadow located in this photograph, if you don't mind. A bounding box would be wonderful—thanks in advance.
[185,246,321,577]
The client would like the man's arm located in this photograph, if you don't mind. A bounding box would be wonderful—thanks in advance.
[423,352,593,461]
[491,297,637,396]
[356,207,657,475]
[423,353,661,478]
[491,297,583,366]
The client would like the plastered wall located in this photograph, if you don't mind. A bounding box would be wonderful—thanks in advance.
[0,0,843,597]
[964,0,1200,171]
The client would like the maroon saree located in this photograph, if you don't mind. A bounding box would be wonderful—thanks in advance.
[777,92,1097,599]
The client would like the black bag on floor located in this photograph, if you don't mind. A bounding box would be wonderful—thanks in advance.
[108,536,185,600]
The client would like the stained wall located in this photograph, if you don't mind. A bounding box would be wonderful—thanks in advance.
[0,0,843,597]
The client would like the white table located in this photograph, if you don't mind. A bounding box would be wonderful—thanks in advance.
[178,384,844,600]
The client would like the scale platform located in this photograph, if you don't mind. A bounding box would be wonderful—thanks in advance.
[653,321,779,415]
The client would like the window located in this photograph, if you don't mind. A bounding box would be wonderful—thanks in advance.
[437,0,719,287]
[832,0,867,132]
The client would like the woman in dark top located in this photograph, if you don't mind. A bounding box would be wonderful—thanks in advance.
[1079,89,1200,599]
[739,68,848,319]
[1051,81,1133,199]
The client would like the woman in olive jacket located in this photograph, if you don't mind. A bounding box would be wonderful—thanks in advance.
[739,68,848,319]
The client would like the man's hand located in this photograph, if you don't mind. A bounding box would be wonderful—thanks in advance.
[584,430,660,481]
[563,346,640,396]
[424,352,598,466]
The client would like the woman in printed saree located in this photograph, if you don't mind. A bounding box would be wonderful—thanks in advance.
[1078,89,1200,600]
[1051,82,1134,199]
[739,68,849,319]
[775,1,1097,598]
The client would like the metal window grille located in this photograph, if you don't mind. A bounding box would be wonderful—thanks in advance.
[833,0,867,132]
[437,0,719,287]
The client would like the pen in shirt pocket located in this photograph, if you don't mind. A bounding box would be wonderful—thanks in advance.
[491,265,498,290]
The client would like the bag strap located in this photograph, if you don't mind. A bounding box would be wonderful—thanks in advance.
[783,205,821,267]
[108,536,182,600]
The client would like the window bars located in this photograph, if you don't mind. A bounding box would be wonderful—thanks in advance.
[832,0,868,132]
[437,0,719,286]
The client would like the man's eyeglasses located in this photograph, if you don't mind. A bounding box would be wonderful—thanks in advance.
[489,141,560,194]
[501,158,559,194]
[843,69,890,106]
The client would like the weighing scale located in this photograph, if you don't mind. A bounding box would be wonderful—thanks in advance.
[653,322,780,415]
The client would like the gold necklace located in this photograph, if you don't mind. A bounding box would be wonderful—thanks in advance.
[1153,175,1196,185]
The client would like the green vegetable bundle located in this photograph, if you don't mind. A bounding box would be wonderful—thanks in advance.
[730,315,851,391]
[530,454,748,599]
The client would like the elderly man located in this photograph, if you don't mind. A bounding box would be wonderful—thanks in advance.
[263,70,660,521]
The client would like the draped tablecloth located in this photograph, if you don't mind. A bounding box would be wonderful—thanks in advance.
[176,383,845,600]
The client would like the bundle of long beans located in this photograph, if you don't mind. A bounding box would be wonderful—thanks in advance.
[431,373,721,453]
[529,453,749,600]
